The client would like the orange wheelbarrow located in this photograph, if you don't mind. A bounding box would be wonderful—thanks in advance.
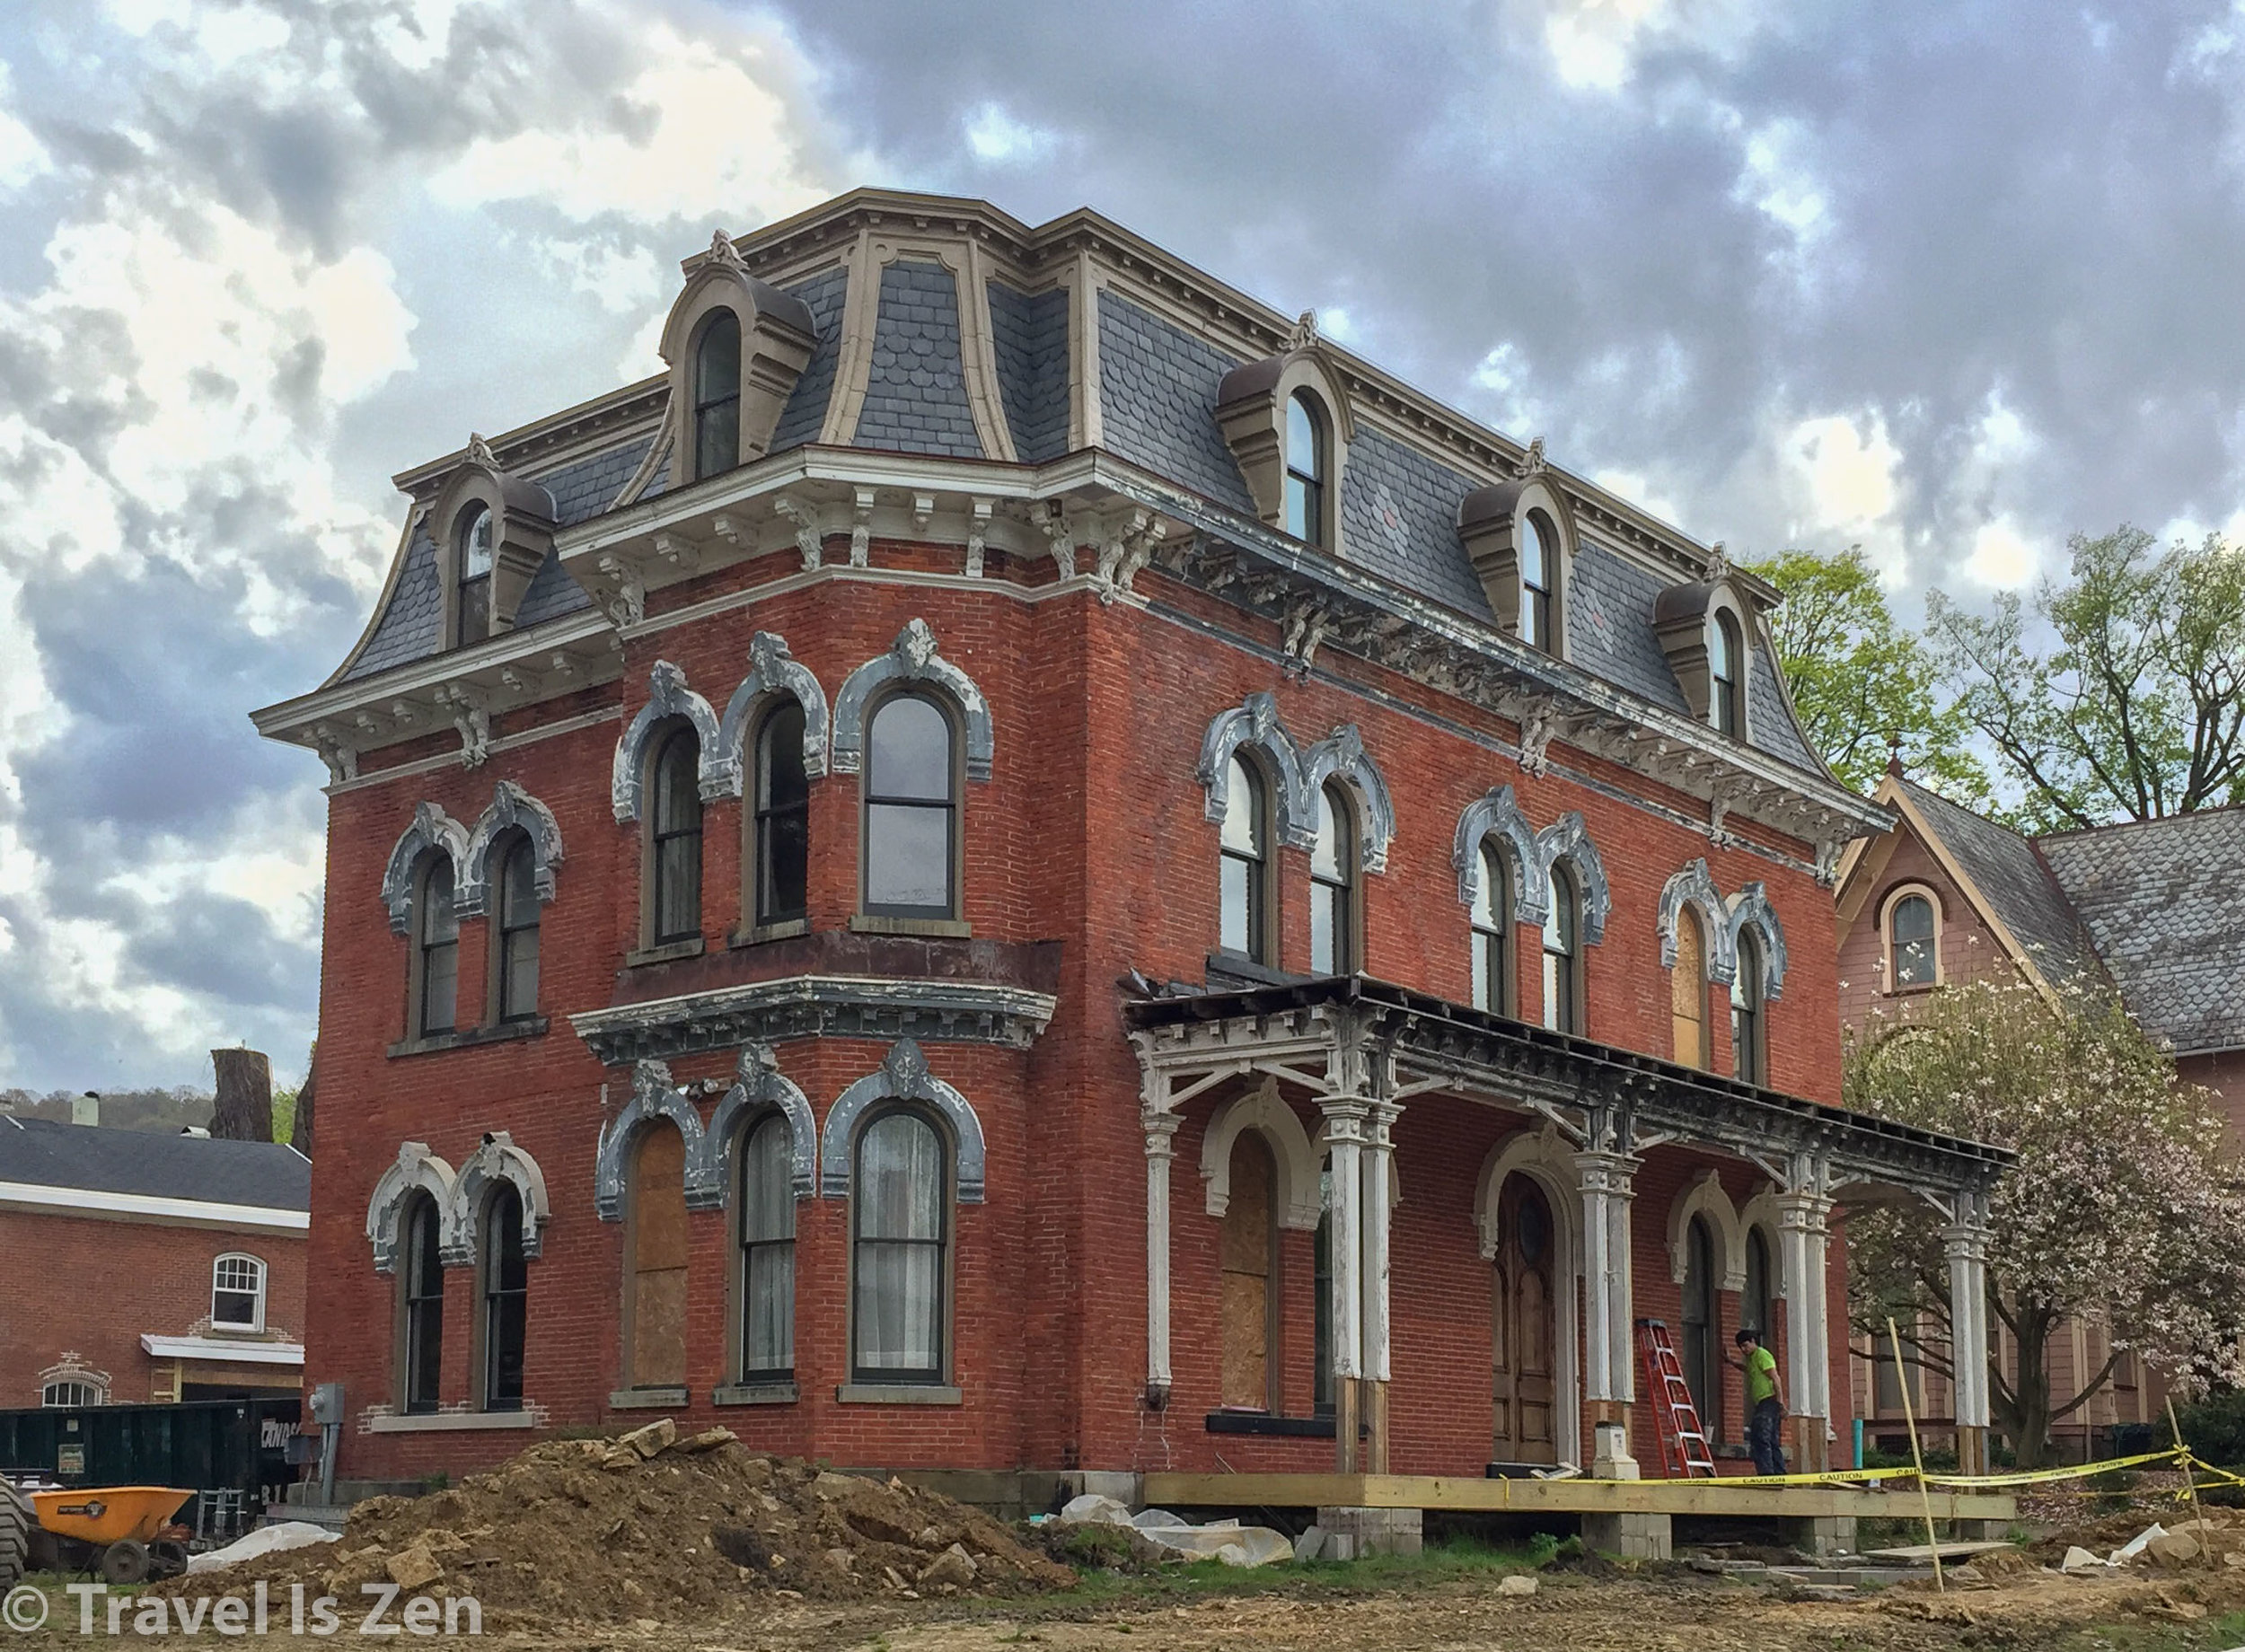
[29,1488,194,1584]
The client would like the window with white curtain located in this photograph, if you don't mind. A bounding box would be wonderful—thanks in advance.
[851,1110,947,1383]
[738,1114,797,1379]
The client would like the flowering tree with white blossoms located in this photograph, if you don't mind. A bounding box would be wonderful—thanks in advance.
[1845,978,2245,1468]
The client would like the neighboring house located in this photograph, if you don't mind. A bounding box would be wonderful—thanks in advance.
[252,188,2004,1499]
[1836,769,2245,1459]
[0,1114,310,1406]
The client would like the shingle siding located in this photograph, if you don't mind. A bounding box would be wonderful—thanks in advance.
[770,267,850,454]
[343,523,443,681]
[1337,427,1493,620]
[851,260,983,459]
[535,437,650,527]
[1747,647,1819,769]
[1568,541,1690,714]
[1096,289,1255,513]
[986,280,1070,462]
[1902,780,2102,989]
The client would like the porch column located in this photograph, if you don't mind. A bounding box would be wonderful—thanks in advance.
[1360,1099,1399,1472]
[1142,1108,1180,1398]
[1323,1094,1369,1472]
[1944,1199,1993,1474]
[1574,1147,1641,1446]
[1777,1184,1835,1473]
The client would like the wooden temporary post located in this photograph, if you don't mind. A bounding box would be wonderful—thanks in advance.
[2167,1397,2212,1568]
[1888,1315,1945,1593]
[210,1047,273,1143]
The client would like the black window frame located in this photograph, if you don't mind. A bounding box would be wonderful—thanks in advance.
[859,690,961,921]
[479,1184,527,1412]
[1711,611,1745,737]
[1219,753,1274,965]
[1308,781,1357,976]
[1283,389,1328,548]
[1888,892,1938,989]
[401,1192,445,1415]
[1471,841,1514,1015]
[494,830,540,1024]
[1541,862,1583,1035]
[454,505,494,648]
[1520,510,1556,653]
[736,1112,797,1382]
[648,724,705,945]
[415,856,459,1038]
[1731,929,1765,1085]
[753,699,811,927]
[692,309,743,482]
[849,1105,950,1385]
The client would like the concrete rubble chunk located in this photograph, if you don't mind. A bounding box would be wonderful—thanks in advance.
[2111,1523,2167,1565]
[1293,1525,1326,1562]
[918,1544,978,1588]
[682,1427,737,1452]
[1497,1574,1538,1597]
[618,1419,676,1459]
[385,1546,443,1591]
[2146,1532,2203,1568]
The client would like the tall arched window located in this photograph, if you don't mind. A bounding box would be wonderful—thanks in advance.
[753,701,810,927]
[738,1113,796,1381]
[863,694,957,919]
[495,833,540,1023]
[1732,930,1765,1085]
[1888,892,1938,989]
[455,506,494,647]
[852,1110,947,1384]
[1710,612,1744,737]
[1283,390,1327,548]
[649,726,703,945]
[480,1185,527,1411]
[1521,513,1556,653]
[400,1192,444,1414]
[414,857,459,1037]
[1671,908,1709,1069]
[1472,843,1514,1015]
[212,1254,266,1332]
[625,1121,689,1391]
[1743,1226,1774,1345]
[693,310,743,481]
[1681,1214,1721,1441]
[1219,1129,1279,1410]
[1219,756,1272,963]
[1542,863,1582,1034]
[1309,783,1356,975]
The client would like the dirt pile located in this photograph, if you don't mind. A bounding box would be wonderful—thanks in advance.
[177,1420,1073,1625]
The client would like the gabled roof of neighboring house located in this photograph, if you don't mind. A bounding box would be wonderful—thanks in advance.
[0,1117,311,1213]
[1896,779,2103,989]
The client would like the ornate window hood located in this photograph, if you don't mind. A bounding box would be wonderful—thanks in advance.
[568,972,1059,1067]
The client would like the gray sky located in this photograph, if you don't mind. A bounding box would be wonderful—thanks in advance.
[0,0,2241,1092]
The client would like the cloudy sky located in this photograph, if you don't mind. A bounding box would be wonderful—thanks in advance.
[1,0,2242,1093]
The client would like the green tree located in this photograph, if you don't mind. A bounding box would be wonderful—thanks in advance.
[1845,979,2245,1467]
[1744,547,1989,800]
[1927,527,2245,831]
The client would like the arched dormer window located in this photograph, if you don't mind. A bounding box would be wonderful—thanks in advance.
[1520,511,1558,653]
[1885,888,1940,990]
[1309,781,1356,974]
[1541,862,1582,1034]
[455,505,494,646]
[1284,391,1329,548]
[1732,928,1765,1085]
[863,692,959,921]
[648,725,704,945]
[1472,841,1514,1015]
[1220,754,1274,965]
[1711,610,1744,737]
[1457,464,1575,658]
[693,310,743,483]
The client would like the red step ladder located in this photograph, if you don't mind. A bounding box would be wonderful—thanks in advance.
[1635,1319,1717,1479]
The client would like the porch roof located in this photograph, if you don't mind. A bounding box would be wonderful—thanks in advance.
[1122,974,2012,1200]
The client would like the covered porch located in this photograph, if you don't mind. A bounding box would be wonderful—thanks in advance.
[1123,978,2011,1552]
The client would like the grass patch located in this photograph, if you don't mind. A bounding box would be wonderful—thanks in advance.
[2050,1609,2245,1650]
[1027,1533,1545,1611]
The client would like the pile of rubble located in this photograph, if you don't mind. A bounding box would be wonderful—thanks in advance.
[175,1420,1073,1625]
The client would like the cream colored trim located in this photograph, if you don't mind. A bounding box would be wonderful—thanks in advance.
[139,1335,303,1366]
[327,706,623,795]
[1874,778,2062,1006]
[0,1182,307,1233]
[1877,882,1946,991]
[367,1410,537,1433]
[821,230,882,444]
[1067,252,1102,451]
[955,238,1017,462]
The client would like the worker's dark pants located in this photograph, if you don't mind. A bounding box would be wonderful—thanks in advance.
[1748,1398,1787,1475]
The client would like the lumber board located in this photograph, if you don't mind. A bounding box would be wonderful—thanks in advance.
[1140,1471,2016,1522]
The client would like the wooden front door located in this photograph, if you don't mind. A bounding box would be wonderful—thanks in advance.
[1492,1176,1559,1464]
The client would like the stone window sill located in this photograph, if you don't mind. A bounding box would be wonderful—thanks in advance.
[731,918,811,948]
[366,1410,536,1434]
[626,937,706,968]
[835,1383,963,1406]
[1204,1410,1335,1438]
[714,1380,799,1406]
[1204,952,1303,989]
[608,1386,690,1410]
[849,915,972,939]
[388,1018,548,1059]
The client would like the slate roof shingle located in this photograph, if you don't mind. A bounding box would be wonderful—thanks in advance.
[985,280,1070,463]
[769,266,850,455]
[1899,778,2103,989]
[0,1117,311,1211]
[852,261,983,459]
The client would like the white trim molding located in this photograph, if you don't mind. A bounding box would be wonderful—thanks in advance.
[612,660,732,823]
[445,1130,551,1264]
[1659,857,1739,985]
[457,780,565,919]
[0,1182,308,1235]
[379,803,470,935]
[1199,1078,1324,1231]
[716,630,831,782]
[594,1060,717,1221]
[819,1037,988,1203]
[1196,693,1395,872]
[1666,1167,1748,1293]
[139,1335,304,1367]
[703,1041,819,1202]
[829,619,995,782]
[366,1141,459,1272]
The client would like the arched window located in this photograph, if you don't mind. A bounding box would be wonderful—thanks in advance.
[1283,390,1327,548]
[1472,842,1514,1015]
[693,310,743,481]
[1742,1226,1774,1346]
[1219,1129,1279,1410]
[625,1121,688,1392]
[399,1192,444,1414]
[211,1253,266,1332]
[1887,892,1938,989]
[414,857,459,1038]
[1309,783,1356,975]
[852,1110,948,1384]
[1219,756,1272,964]
[649,726,704,945]
[1520,512,1556,653]
[738,1113,796,1381]
[41,1378,104,1408]
[753,700,810,927]
[480,1185,527,1411]
[1542,863,1582,1034]
[1710,612,1744,737]
[1671,907,1710,1069]
[455,505,494,647]
[1732,930,1765,1085]
[863,694,957,920]
[1680,1214,1721,1441]
[494,833,540,1024]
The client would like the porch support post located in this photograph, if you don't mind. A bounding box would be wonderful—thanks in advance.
[1574,1145,1641,1458]
[1360,1099,1399,1473]
[1323,1094,1369,1472]
[1944,1192,1993,1474]
[1142,1108,1180,1399]
[1778,1165,1835,1473]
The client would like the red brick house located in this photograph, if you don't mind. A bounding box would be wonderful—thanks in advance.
[0,1116,309,1406]
[1836,771,2245,1456]
[252,190,2004,1504]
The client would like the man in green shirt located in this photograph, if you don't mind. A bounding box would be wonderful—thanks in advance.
[1734,1328,1786,1475]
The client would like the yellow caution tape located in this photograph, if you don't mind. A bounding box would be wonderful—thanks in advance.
[1570,1445,2198,1492]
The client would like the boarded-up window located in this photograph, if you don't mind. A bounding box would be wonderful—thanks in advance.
[1219,1130,1278,1410]
[1671,909,1708,1070]
[626,1121,689,1389]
